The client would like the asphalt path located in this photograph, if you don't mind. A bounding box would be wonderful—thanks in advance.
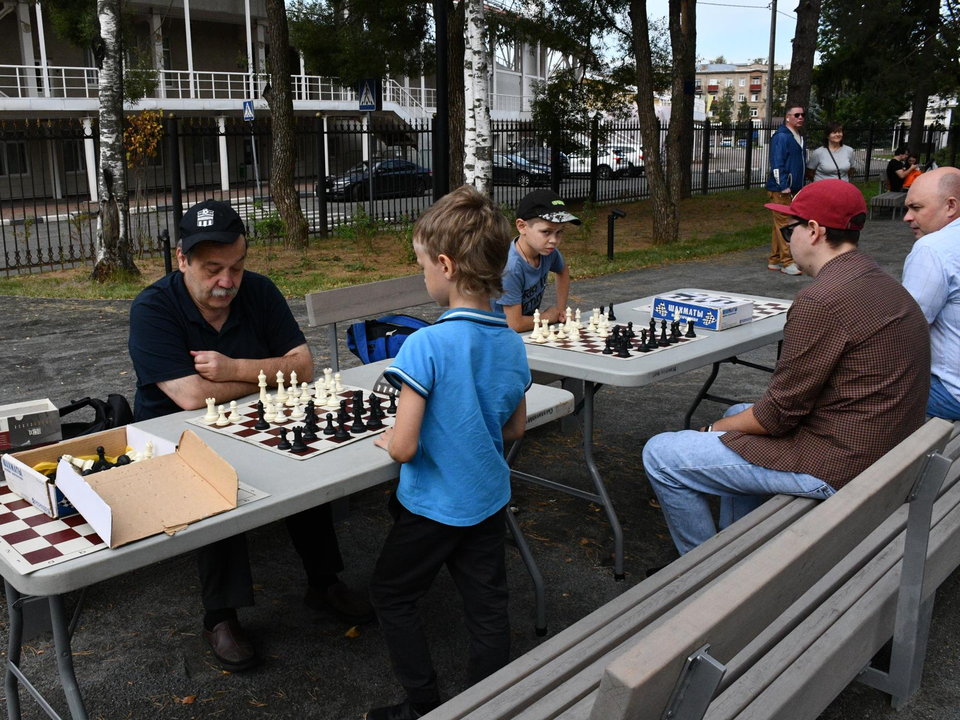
[0,216,956,719]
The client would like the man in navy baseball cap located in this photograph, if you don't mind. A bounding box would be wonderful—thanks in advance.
[130,200,375,671]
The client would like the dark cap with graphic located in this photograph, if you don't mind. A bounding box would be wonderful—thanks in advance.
[179,200,247,253]
[517,189,581,226]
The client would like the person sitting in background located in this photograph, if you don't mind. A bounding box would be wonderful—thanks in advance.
[902,155,923,189]
[887,146,917,192]
[806,121,857,183]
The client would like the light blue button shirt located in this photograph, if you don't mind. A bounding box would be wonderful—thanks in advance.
[902,217,960,403]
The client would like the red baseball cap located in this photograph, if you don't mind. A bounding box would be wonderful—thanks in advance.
[765,180,867,231]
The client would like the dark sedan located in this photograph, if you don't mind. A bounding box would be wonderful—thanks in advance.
[320,160,432,201]
[493,153,550,187]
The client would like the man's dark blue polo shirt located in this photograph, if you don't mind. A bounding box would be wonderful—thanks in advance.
[129,270,306,422]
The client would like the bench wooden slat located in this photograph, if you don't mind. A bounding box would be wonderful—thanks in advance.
[305,275,432,327]
[589,419,953,720]
[707,472,960,720]
[424,495,813,720]
[729,487,960,720]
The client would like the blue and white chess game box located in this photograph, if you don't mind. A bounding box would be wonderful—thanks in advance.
[650,292,754,331]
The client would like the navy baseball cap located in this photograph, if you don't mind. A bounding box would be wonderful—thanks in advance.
[517,189,581,226]
[179,200,247,253]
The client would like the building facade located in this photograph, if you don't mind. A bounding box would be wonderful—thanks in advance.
[694,62,787,123]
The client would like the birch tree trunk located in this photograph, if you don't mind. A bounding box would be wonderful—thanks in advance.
[463,0,492,195]
[265,0,309,249]
[92,0,138,280]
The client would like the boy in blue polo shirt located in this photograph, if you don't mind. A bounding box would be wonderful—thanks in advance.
[368,185,531,720]
[493,188,579,332]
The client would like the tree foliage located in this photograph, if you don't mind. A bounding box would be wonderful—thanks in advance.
[715,86,734,126]
[289,0,433,88]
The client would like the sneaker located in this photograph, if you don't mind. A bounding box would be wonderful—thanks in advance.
[781,264,802,276]
[767,263,782,271]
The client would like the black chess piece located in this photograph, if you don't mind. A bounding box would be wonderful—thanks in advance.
[658,319,670,347]
[255,400,270,430]
[638,329,651,352]
[370,395,385,419]
[616,336,631,358]
[304,402,319,433]
[291,426,309,452]
[115,454,132,466]
[649,318,657,339]
[334,419,351,440]
[602,337,614,354]
[608,303,617,321]
[668,320,681,344]
[387,394,398,414]
[612,325,621,340]
[350,402,368,433]
[323,413,336,435]
[352,390,364,414]
[277,427,292,451]
[627,321,636,339]
[366,397,384,430]
[91,446,112,472]
[685,319,697,338]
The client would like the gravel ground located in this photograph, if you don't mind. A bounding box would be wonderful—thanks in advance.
[0,216,957,720]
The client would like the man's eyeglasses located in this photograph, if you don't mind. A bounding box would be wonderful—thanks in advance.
[791,112,805,118]
[780,220,807,243]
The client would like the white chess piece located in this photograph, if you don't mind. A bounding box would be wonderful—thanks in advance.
[258,370,268,403]
[290,370,298,391]
[325,388,340,408]
[274,404,288,423]
[565,307,573,327]
[324,367,333,389]
[143,441,154,460]
[314,380,325,403]
[571,324,581,341]
[301,382,310,402]
[286,380,299,407]
[533,308,541,328]
[264,399,276,423]
[275,371,287,403]
[556,320,566,340]
[335,373,343,392]
[228,401,242,424]
[290,398,305,421]
[216,405,230,427]
[590,308,600,327]
[575,308,582,328]
[204,398,218,424]
[548,323,558,341]
[531,319,542,341]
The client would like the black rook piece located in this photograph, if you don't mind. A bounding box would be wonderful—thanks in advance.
[291,426,308,452]
[685,319,697,338]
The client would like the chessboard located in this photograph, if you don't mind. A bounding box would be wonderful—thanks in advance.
[524,318,705,359]
[633,296,792,322]
[188,384,396,461]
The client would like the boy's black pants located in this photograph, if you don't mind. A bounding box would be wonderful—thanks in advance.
[370,492,510,704]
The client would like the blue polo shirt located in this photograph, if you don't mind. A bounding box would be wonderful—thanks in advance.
[383,308,531,526]
[492,238,565,316]
[129,270,306,421]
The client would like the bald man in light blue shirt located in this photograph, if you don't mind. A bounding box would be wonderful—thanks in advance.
[901,167,960,419]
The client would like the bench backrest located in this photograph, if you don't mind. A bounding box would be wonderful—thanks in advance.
[589,418,954,720]
[305,275,431,371]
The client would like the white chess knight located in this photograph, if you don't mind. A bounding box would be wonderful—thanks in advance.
[203,398,218,424]
[314,380,326,403]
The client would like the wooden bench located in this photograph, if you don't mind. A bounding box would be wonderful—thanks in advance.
[305,276,576,635]
[870,175,908,220]
[423,418,960,719]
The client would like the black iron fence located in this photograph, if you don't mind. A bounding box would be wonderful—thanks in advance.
[1,115,957,276]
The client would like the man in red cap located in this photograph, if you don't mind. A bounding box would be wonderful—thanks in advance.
[642,180,930,555]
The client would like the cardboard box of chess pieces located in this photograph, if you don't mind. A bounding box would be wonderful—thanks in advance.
[0,398,61,454]
[651,293,753,331]
[2,427,238,548]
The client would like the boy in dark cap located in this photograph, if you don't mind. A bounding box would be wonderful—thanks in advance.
[129,200,373,672]
[492,189,579,331]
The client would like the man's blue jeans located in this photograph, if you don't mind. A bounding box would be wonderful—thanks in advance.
[642,404,835,555]
[927,375,960,421]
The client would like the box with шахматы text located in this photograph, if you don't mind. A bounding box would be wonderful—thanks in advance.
[650,291,754,331]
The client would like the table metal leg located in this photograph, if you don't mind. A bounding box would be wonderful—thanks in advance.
[506,438,548,636]
[5,580,23,720]
[48,595,88,719]
[583,381,625,580]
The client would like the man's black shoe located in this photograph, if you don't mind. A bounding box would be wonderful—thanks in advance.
[202,619,259,672]
[364,698,439,719]
[304,580,376,624]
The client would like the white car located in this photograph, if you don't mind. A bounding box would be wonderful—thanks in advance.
[567,146,644,179]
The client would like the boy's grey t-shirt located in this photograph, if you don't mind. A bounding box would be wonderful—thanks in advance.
[492,237,565,316]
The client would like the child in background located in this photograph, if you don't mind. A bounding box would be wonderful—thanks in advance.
[368,185,531,720]
[493,189,579,332]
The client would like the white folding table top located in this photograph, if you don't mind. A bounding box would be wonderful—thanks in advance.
[523,289,789,386]
[1,361,573,597]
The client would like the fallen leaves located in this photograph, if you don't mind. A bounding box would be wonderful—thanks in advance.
[345,626,361,639]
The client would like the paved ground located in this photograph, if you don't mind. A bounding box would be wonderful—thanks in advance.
[0,215,958,719]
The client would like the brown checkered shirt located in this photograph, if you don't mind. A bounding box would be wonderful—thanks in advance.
[721,250,930,490]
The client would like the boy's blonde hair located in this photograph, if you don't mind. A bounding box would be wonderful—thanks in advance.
[413,184,512,297]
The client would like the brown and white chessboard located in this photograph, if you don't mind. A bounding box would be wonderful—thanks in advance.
[187,384,395,461]
[634,297,792,322]
[524,321,705,359]
[0,482,106,574]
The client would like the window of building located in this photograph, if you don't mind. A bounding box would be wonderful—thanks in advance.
[750,107,759,117]
[495,40,520,72]
[751,76,761,85]
[751,94,759,102]
[82,48,99,87]
[0,142,29,177]
[739,78,746,87]
[725,79,733,87]
[695,79,702,88]
[163,37,173,87]
[62,140,86,173]
[739,94,745,102]
[709,78,718,86]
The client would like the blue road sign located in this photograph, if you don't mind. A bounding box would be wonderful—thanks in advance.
[242,100,255,122]
[359,79,380,112]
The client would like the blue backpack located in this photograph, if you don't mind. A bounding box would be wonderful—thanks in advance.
[346,314,430,364]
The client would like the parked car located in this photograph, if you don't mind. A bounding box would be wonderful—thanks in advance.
[609,145,644,176]
[567,146,644,179]
[319,159,432,201]
[514,145,571,177]
[492,153,550,187]
[720,137,733,148]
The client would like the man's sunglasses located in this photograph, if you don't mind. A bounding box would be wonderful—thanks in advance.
[781,219,807,243]
[791,112,805,118]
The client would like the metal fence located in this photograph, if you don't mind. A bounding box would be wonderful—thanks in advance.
[1,115,957,276]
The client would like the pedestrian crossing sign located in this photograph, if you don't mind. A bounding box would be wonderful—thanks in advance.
[358,79,381,112]
[242,100,255,122]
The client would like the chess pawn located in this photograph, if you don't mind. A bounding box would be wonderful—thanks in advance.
[143,441,154,460]
[301,382,310,402]
[534,321,548,343]
[290,398,305,421]
[274,404,288,423]
[591,308,600,327]
[335,373,343,392]
[216,405,230,427]
[264,399,276,422]
[203,398,218,424]
[325,387,340,408]
[556,320,566,340]
[228,401,242,424]
[548,322,558,341]
[286,381,299,407]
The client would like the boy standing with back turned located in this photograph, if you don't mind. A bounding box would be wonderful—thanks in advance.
[367,185,531,720]
[493,189,579,332]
